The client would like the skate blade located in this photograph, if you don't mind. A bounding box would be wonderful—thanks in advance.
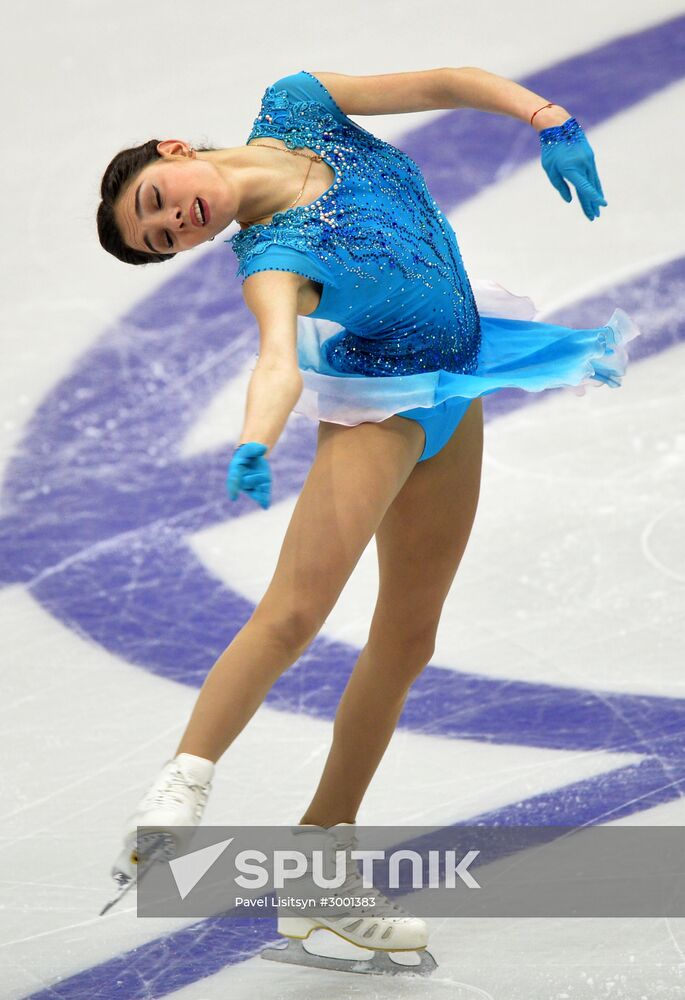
[99,834,173,916]
[99,877,135,917]
[261,937,438,977]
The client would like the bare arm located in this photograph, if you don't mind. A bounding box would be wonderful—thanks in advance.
[310,68,570,130]
[435,66,570,131]
[239,270,305,456]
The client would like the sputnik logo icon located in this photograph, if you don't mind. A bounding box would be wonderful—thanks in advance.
[169,837,235,900]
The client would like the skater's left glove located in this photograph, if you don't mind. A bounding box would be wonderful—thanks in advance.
[227,442,271,509]
[539,117,607,222]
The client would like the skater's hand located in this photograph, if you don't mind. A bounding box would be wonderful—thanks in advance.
[226,442,271,509]
[539,117,607,221]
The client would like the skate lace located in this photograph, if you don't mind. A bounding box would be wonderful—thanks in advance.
[147,766,209,813]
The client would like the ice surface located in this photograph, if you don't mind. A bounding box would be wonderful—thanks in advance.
[2,2,685,998]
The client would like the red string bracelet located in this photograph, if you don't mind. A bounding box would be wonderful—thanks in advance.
[530,102,555,126]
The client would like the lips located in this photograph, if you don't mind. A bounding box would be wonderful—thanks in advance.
[191,196,211,228]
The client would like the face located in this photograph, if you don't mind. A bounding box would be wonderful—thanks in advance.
[115,140,234,256]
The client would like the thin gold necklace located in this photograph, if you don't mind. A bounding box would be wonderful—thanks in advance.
[238,141,323,227]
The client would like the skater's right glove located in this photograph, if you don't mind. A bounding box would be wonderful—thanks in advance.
[226,442,271,509]
[538,117,607,222]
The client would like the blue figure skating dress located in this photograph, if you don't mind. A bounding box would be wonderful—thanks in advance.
[227,71,641,462]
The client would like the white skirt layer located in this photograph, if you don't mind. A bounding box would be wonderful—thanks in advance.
[293,279,642,426]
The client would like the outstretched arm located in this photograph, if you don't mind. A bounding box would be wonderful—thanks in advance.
[239,270,304,456]
[310,67,570,129]
[226,271,304,509]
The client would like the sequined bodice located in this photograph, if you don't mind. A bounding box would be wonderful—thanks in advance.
[228,70,481,377]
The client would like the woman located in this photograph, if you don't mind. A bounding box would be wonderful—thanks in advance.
[97,68,639,968]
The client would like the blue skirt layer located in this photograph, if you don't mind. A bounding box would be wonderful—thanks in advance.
[293,280,642,427]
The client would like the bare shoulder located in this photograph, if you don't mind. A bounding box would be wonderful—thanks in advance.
[308,68,450,116]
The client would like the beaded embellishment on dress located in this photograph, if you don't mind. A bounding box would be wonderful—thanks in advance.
[228,72,482,377]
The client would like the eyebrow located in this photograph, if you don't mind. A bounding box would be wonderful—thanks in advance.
[134,182,160,254]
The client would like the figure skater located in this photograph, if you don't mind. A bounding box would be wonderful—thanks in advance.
[96,67,640,974]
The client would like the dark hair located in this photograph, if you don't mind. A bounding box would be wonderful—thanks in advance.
[97,139,174,266]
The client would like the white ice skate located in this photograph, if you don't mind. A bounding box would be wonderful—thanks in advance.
[100,752,214,915]
[261,823,438,977]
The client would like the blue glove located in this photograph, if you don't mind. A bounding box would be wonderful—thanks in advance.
[226,442,271,509]
[539,117,607,221]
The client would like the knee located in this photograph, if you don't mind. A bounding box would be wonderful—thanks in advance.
[251,603,324,656]
[368,624,437,679]
[401,634,436,675]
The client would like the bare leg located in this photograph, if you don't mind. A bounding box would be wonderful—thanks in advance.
[300,399,484,826]
[175,413,425,762]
